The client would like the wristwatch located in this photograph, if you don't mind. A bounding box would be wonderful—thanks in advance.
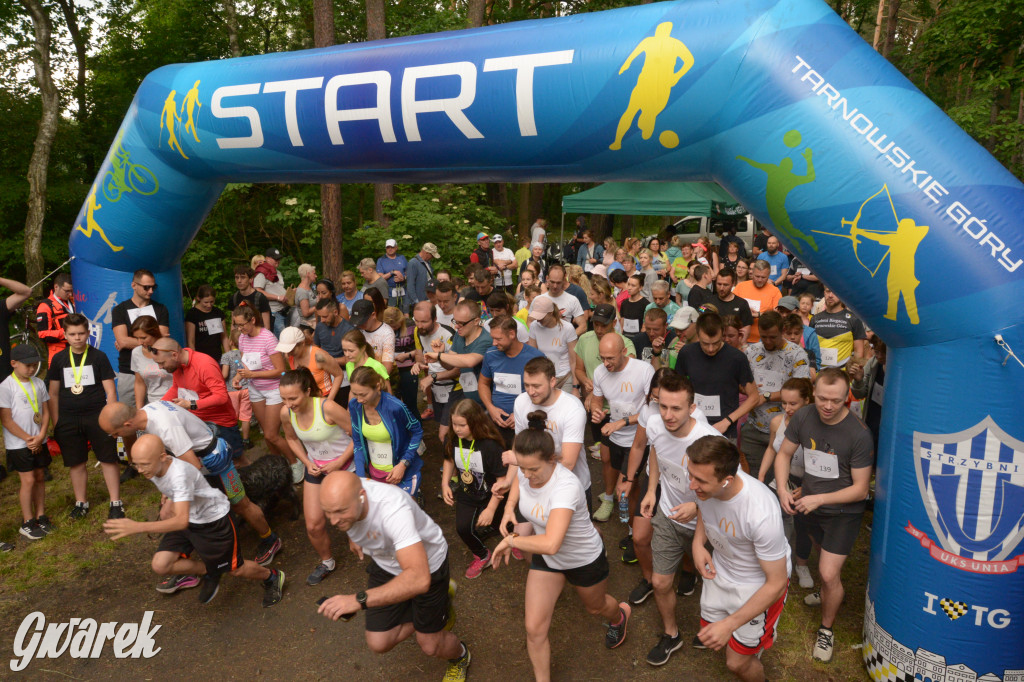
[356,591,368,610]
[429,372,438,382]
[762,391,771,402]
[189,400,197,411]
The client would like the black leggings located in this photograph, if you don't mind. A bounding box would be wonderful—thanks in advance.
[455,495,506,559]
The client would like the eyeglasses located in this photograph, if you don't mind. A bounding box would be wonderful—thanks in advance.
[135,282,157,291]
[453,317,479,328]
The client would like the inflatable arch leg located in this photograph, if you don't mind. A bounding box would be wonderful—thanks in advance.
[69,0,1024,676]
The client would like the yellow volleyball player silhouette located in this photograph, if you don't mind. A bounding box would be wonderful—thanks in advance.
[610,22,694,151]
[160,90,188,159]
[181,80,202,144]
[75,187,123,252]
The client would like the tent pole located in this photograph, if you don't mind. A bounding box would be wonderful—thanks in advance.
[560,213,565,255]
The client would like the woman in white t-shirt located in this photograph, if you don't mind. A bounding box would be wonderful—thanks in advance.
[129,315,173,408]
[492,414,632,677]
[527,297,578,390]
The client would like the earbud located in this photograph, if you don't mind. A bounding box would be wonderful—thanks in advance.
[721,481,729,488]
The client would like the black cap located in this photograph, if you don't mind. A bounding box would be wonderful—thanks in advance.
[265,247,283,260]
[349,299,375,327]
[11,344,42,364]
[592,303,616,325]
[425,279,438,294]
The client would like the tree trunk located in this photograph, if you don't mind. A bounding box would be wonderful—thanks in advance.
[467,0,486,28]
[871,0,885,51]
[19,0,59,292]
[365,0,392,229]
[517,184,531,239]
[881,0,901,58]
[314,0,344,272]
[223,0,242,57]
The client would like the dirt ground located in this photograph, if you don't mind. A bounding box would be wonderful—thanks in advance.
[0,420,869,681]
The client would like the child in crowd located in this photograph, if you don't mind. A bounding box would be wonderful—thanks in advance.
[221,328,252,453]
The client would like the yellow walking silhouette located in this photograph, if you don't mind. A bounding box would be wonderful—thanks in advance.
[181,80,202,144]
[160,90,188,159]
[75,187,124,252]
[610,22,694,151]
[853,218,929,325]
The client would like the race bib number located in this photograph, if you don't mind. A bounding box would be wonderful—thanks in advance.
[460,371,478,393]
[622,318,640,334]
[584,263,594,273]
[820,347,839,367]
[871,380,885,406]
[241,352,262,370]
[804,448,839,479]
[432,382,452,404]
[366,440,394,470]
[608,400,636,422]
[390,286,406,299]
[493,372,522,395]
[797,267,811,276]
[659,454,689,493]
[127,305,156,325]
[770,265,778,276]
[745,298,761,314]
[694,393,721,418]
[63,366,96,388]
[758,371,785,394]
[306,439,334,462]
[456,450,485,474]
[204,318,224,335]
[178,388,199,402]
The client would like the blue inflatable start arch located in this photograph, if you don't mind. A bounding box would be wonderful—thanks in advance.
[69,0,1024,677]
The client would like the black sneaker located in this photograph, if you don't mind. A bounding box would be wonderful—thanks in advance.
[621,538,638,564]
[263,569,285,607]
[618,534,631,550]
[69,502,89,520]
[676,570,698,596]
[604,603,631,649]
[692,635,708,650]
[628,578,654,605]
[119,466,138,483]
[199,573,221,604]
[19,520,45,541]
[306,561,335,586]
[646,632,684,666]
[35,515,54,535]
[108,501,126,520]
[0,541,13,552]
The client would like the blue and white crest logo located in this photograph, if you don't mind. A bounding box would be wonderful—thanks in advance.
[909,417,1024,573]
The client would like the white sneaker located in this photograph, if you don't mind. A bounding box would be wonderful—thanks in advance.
[588,443,602,460]
[795,565,814,589]
[593,497,615,522]
[812,626,834,662]
[804,590,822,606]
[290,461,305,484]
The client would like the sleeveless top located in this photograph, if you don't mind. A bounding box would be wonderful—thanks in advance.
[289,397,352,469]
[288,345,332,396]
[771,414,805,483]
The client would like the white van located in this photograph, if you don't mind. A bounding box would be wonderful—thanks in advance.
[668,213,760,253]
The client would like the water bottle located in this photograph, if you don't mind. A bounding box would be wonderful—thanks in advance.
[618,493,629,523]
[233,359,248,388]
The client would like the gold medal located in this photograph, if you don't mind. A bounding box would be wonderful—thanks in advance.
[33,412,42,425]
[460,470,474,484]
[68,346,89,395]
[71,384,84,395]
[457,438,476,486]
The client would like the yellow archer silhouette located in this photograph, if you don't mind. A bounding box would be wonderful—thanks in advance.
[160,90,188,159]
[75,187,124,252]
[610,21,694,151]
[181,80,202,144]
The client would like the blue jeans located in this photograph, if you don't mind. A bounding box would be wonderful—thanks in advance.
[271,310,288,337]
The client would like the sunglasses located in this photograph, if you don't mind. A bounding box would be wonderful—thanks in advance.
[135,283,157,291]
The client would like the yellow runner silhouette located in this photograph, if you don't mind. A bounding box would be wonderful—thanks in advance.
[610,22,694,151]
[181,80,202,144]
[75,187,124,252]
[160,90,188,159]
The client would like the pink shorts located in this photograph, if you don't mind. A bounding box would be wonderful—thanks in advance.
[228,388,252,422]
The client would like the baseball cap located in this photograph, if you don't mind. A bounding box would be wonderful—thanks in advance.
[669,306,699,331]
[275,327,305,354]
[265,247,283,260]
[385,238,397,248]
[476,232,490,241]
[422,242,440,258]
[11,344,42,364]
[591,303,616,326]
[492,234,503,242]
[591,264,608,279]
[528,296,556,321]
[425,279,438,294]
[349,299,375,327]
[531,242,543,250]
[777,296,800,312]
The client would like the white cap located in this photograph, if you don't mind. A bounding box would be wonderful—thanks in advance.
[385,238,397,247]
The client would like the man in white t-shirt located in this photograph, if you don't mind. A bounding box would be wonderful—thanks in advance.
[434,281,458,328]
[103,435,285,608]
[318,472,471,681]
[411,301,460,442]
[533,264,587,336]
[687,436,790,681]
[491,234,518,292]
[512,356,589,501]
[350,299,396,373]
[640,374,724,667]
[590,334,655,523]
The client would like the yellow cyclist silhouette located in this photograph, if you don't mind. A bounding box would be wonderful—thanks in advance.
[160,90,188,159]
[853,218,929,325]
[181,80,202,144]
[610,21,694,151]
[75,187,124,252]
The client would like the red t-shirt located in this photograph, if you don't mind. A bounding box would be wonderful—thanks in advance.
[162,349,237,428]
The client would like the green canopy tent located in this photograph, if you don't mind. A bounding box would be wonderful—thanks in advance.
[558,181,746,245]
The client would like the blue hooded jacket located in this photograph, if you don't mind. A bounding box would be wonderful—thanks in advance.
[349,391,423,493]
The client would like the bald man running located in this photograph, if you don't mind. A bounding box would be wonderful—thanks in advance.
[317,471,471,682]
[103,434,284,607]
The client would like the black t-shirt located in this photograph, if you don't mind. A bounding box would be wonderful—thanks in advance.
[110,299,170,373]
[753,232,770,254]
[185,306,227,360]
[46,345,116,417]
[675,343,754,437]
[633,330,678,364]
[687,285,716,310]
[0,303,11,383]
[228,290,271,316]
[788,257,824,299]
[619,297,648,334]
[713,295,754,328]
[471,247,493,269]
[450,438,507,504]
[313,319,355,359]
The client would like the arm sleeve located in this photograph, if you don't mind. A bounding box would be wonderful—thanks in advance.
[197,359,231,410]
[350,405,367,477]
[96,352,117,381]
[386,505,424,552]
[376,258,388,275]
[156,303,170,327]
[35,301,64,345]
[481,440,509,478]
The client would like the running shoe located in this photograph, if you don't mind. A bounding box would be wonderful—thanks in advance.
[255,536,282,566]
[420,407,435,420]
[108,501,126,520]
[156,574,200,594]
[465,550,491,579]
[0,541,13,552]
[307,561,335,586]
[604,602,631,649]
[290,461,305,485]
[795,565,814,589]
[646,632,684,666]
[199,574,221,604]
[119,465,138,483]
[804,590,822,607]
[676,571,698,596]
[588,443,602,460]
[812,626,834,662]
[442,643,471,682]
[19,520,45,540]
[619,534,631,550]
[593,497,615,522]
[511,548,524,561]
[628,578,654,605]
[35,515,54,535]
[621,537,638,564]
[692,635,708,650]
[445,579,457,630]
[69,501,89,520]
[262,569,285,607]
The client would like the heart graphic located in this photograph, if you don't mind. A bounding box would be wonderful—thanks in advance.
[939,598,969,621]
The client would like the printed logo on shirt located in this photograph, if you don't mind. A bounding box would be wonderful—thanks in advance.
[532,503,546,523]
[719,518,736,538]
[620,381,634,393]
